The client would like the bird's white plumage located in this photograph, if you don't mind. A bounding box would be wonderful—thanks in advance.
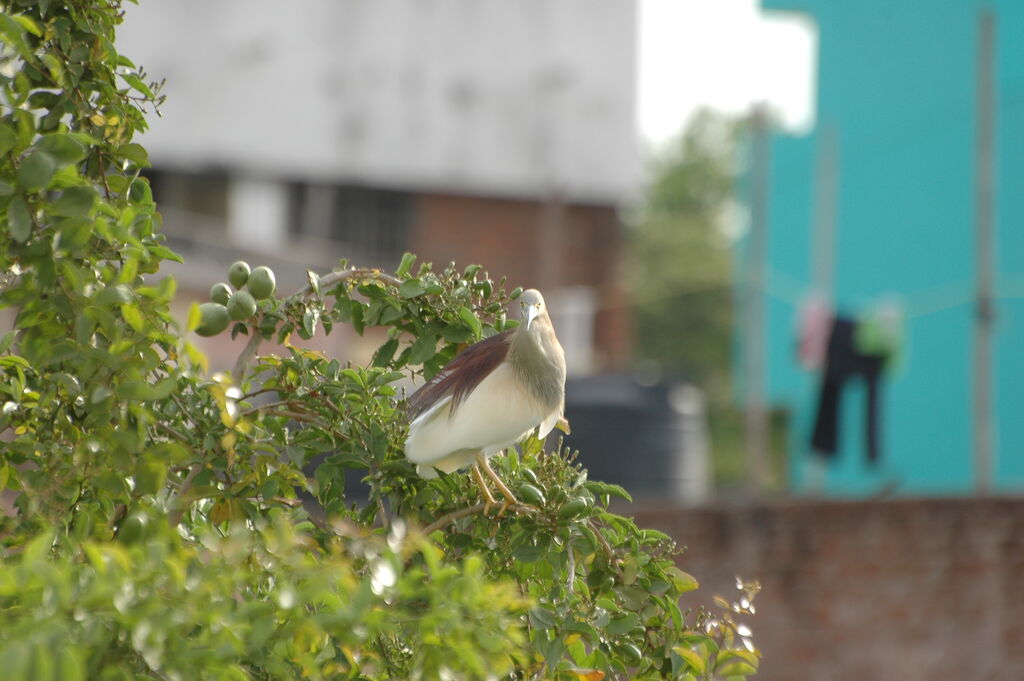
[405,361,558,477]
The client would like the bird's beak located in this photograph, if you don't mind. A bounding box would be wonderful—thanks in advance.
[525,304,540,331]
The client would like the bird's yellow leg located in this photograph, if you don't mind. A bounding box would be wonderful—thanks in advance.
[476,452,521,516]
[471,463,498,514]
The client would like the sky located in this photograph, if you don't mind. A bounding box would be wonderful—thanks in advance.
[637,0,818,147]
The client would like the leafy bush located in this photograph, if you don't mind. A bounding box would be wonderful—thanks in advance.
[0,2,758,679]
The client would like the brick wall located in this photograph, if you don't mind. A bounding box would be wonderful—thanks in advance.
[633,498,1024,681]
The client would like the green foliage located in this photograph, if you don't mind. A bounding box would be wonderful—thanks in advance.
[0,3,758,680]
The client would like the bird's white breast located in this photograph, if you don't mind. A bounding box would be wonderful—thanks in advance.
[405,362,554,465]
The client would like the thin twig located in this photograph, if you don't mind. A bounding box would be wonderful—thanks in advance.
[268,410,319,422]
[239,399,295,417]
[167,462,203,528]
[587,519,615,559]
[239,387,277,401]
[422,502,537,535]
[566,547,576,594]
[170,392,200,429]
[233,330,263,381]
[368,463,391,529]
[155,420,190,442]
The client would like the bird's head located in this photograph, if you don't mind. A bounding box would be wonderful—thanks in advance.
[519,289,546,331]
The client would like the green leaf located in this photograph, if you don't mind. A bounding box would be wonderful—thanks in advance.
[372,338,399,367]
[0,180,14,196]
[12,14,42,36]
[150,244,184,264]
[0,126,16,156]
[186,302,201,332]
[512,542,543,563]
[52,185,97,217]
[668,567,699,594]
[95,284,133,306]
[121,304,145,333]
[399,278,427,299]
[135,459,167,495]
[120,72,155,98]
[458,306,482,339]
[408,333,437,365]
[114,142,149,167]
[606,613,639,636]
[55,647,84,681]
[396,252,416,277]
[17,151,57,192]
[0,642,29,681]
[673,647,706,674]
[37,133,87,165]
[6,195,31,243]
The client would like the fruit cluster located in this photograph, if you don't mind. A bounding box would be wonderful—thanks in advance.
[195,261,277,337]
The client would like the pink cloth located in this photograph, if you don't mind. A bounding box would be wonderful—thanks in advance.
[798,298,832,370]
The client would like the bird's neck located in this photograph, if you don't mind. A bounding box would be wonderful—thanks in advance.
[510,323,565,411]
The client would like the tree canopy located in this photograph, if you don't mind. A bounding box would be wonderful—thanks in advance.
[0,2,758,680]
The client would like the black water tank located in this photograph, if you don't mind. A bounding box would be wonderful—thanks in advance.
[562,374,708,504]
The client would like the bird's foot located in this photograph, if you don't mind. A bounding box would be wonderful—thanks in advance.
[471,464,500,515]
[476,452,527,517]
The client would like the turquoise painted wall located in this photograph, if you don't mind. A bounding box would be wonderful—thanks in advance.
[745,1,1024,495]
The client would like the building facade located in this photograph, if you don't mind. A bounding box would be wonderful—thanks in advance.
[119,0,639,372]
[740,1,1024,495]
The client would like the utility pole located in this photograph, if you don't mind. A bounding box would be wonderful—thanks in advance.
[745,105,771,495]
[973,10,996,494]
[812,124,839,299]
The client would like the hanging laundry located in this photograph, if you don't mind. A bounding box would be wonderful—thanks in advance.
[810,316,887,465]
[797,296,833,370]
[854,301,905,366]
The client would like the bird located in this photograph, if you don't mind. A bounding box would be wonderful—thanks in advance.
[404,289,566,512]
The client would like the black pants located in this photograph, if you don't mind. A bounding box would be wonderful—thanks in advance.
[811,317,885,464]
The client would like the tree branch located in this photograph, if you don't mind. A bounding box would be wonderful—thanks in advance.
[232,268,404,378]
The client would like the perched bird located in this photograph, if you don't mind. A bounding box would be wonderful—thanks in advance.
[404,289,566,510]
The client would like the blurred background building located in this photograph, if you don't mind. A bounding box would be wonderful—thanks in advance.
[120,0,635,373]
[736,0,1024,497]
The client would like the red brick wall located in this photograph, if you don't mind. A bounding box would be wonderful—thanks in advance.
[410,192,631,368]
[633,498,1024,681]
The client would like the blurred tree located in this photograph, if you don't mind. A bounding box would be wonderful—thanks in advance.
[629,110,737,397]
[629,111,788,491]
[0,3,760,679]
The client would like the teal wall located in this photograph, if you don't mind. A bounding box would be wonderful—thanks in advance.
[747,1,1024,494]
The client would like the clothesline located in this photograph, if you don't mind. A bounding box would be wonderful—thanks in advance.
[759,268,1024,321]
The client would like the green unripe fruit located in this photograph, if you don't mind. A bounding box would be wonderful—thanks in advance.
[228,260,251,288]
[210,282,232,305]
[558,497,590,519]
[195,302,229,337]
[227,290,258,321]
[515,482,546,507]
[246,266,276,300]
[520,467,539,485]
[118,511,148,545]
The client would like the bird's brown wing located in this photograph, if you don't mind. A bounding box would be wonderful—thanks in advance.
[406,329,514,420]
